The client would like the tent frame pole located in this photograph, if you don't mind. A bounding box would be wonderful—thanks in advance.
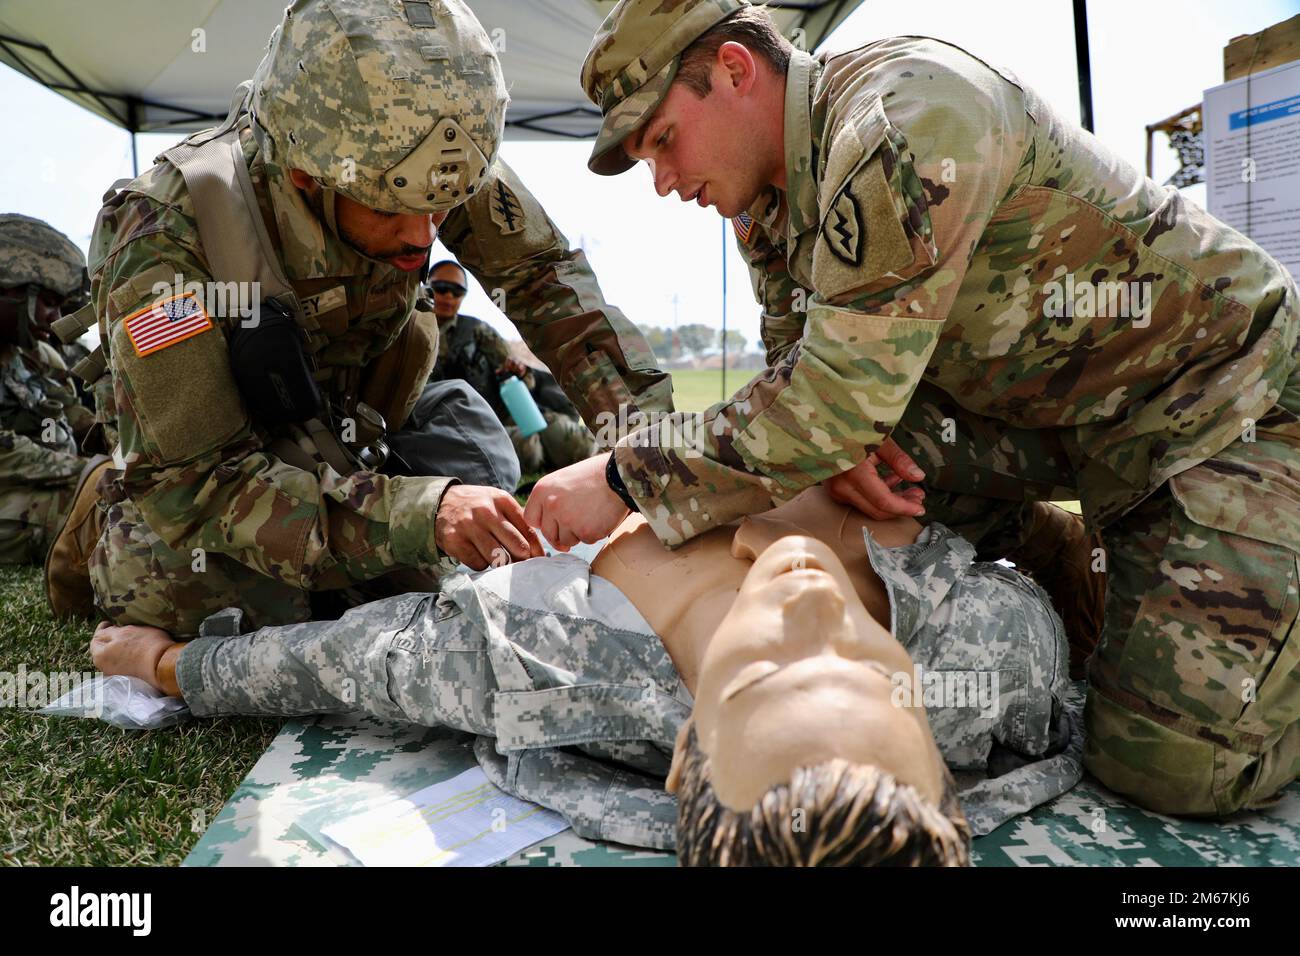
[1072,0,1096,133]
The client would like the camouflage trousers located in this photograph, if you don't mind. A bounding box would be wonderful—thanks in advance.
[508,410,597,475]
[0,483,74,565]
[892,376,1300,816]
[89,480,308,635]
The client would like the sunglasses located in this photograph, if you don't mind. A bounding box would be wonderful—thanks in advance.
[431,280,467,298]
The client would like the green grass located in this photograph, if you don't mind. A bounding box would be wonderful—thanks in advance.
[0,565,279,865]
[670,368,734,412]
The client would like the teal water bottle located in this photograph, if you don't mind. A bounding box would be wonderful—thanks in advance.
[499,375,547,437]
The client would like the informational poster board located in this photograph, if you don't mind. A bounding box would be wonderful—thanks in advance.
[1204,59,1300,278]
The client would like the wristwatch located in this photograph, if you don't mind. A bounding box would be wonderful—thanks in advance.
[605,453,640,513]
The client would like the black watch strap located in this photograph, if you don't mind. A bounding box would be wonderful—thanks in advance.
[605,453,640,513]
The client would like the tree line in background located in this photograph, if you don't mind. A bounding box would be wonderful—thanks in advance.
[636,323,750,363]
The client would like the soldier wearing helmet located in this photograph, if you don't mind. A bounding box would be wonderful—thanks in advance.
[74,0,670,636]
[0,214,95,564]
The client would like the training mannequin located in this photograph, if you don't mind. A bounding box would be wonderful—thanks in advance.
[93,486,1079,864]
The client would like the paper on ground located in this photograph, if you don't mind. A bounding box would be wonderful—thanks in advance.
[320,767,569,866]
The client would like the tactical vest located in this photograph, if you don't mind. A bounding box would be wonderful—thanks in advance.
[52,81,439,476]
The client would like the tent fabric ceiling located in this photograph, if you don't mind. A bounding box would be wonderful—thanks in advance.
[0,0,863,140]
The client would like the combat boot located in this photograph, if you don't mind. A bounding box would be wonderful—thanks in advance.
[1007,501,1107,680]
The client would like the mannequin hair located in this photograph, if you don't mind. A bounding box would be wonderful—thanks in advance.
[674,725,972,866]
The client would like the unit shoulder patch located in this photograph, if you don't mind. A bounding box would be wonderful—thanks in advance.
[488,178,525,235]
[825,188,864,266]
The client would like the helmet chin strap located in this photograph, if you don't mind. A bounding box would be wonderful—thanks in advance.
[18,286,38,350]
[321,185,342,242]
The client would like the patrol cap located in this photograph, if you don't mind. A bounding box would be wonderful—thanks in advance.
[581,0,749,176]
[251,0,509,214]
[0,213,87,298]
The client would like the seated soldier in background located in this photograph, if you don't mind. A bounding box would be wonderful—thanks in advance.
[0,214,100,565]
[426,260,598,475]
[91,485,1080,865]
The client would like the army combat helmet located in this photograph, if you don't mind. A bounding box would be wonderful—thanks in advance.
[251,0,508,214]
[0,214,88,348]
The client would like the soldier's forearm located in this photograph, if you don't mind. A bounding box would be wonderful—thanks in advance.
[613,308,942,546]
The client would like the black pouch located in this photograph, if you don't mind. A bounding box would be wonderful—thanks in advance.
[228,299,323,425]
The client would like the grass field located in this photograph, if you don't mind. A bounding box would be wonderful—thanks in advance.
[669,368,739,412]
[0,565,279,865]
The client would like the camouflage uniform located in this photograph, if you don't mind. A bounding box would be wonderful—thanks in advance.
[0,342,88,563]
[83,0,669,636]
[0,215,93,563]
[176,522,1080,849]
[429,310,596,472]
[582,1,1300,817]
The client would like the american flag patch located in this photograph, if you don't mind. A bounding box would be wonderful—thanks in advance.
[732,211,756,245]
[123,292,212,357]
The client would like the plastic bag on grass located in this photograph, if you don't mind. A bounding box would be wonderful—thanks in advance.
[40,675,190,730]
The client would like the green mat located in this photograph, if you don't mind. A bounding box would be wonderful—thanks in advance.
[184,711,1300,867]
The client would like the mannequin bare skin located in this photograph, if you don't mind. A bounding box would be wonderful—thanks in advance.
[93,486,949,811]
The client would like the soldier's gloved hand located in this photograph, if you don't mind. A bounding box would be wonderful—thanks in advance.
[524,452,628,551]
[824,438,927,521]
[435,485,545,571]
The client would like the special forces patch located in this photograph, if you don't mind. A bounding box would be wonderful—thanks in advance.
[825,187,863,266]
[489,179,525,235]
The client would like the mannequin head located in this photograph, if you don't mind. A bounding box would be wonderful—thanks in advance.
[667,534,970,865]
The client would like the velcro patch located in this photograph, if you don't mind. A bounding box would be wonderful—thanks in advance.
[488,179,525,235]
[123,292,212,357]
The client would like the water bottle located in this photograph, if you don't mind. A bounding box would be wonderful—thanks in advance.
[499,375,547,437]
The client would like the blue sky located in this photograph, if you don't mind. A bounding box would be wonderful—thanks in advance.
[3,0,1296,348]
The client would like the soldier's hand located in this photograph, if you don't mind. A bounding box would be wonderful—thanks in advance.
[524,453,629,551]
[824,439,927,520]
[435,485,545,570]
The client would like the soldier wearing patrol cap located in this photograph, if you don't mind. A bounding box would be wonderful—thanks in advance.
[526,0,1300,819]
[0,214,96,565]
[69,0,670,636]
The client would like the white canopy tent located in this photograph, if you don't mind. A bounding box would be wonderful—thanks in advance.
[0,0,865,160]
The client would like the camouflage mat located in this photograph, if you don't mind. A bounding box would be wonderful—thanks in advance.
[184,709,1300,867]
